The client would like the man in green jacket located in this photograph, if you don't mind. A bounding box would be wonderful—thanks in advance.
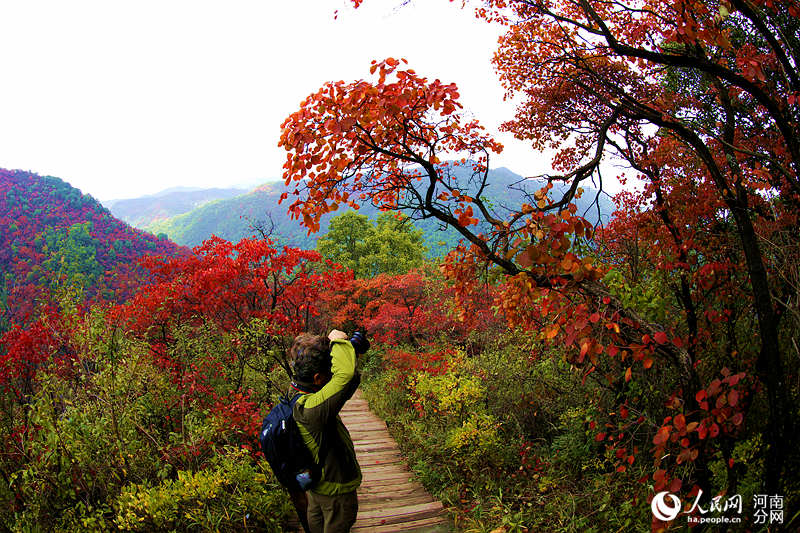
[290,330,362,533]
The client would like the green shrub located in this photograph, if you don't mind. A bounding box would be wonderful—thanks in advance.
[113,447,290,532]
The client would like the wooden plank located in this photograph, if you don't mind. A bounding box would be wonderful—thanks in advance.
[359,459,405,468]
[346,423,385,429]
[353,437,395,445]
[346,422,387,429]
[353,434,394,442]
[359,464,409,476]
[352,515,450,533]
[357,481,420,493]
[357,501,443,520]
[354,438,395,446]
[359,458,405,469]
[340,412,379,419]
[360,466,412,477]
[352,501,445,528]
[353,441,397,448]
[344,423,387,432]
[356,450,403,461]
[359,493,435,511]
[358,488,431,502]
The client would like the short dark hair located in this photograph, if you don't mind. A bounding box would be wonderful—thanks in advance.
[290,333,332,382]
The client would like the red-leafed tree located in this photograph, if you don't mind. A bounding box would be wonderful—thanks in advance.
[125,236,345,335]
[121,236,351,393]
[320,269,484,345]
[281,0,800,505]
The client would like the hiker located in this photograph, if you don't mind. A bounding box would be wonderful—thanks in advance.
[289,329,363,533]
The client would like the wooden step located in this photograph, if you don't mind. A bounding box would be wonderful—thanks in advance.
[359,493,435,512]
[353,501,445,528]
[352,515,452,532]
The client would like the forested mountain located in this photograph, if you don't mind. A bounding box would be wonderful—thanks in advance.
[0,168,185,321]
[104,186,248,228]
[146,166,615,256]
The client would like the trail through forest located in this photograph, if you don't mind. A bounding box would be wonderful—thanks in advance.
[286,390,451,532]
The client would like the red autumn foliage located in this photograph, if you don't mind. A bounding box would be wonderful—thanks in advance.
[0,304,78,396]
[0,169,186,323]
[293,0,800,505]
[122,236,350,338]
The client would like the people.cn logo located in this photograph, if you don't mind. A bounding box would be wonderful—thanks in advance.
[651,491,682,522]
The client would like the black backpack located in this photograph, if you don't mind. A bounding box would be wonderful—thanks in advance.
[259,393,326,492]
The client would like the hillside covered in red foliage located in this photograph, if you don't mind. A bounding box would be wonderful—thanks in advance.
[0,168,186,323]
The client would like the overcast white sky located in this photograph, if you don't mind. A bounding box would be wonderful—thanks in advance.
[0,0,552,201]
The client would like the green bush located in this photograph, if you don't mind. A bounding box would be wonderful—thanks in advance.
[361,333,658,532]
[0,311,292,532]
[114,448,290,532]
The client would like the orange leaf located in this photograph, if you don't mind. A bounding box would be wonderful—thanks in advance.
[579,342,590,359]
[545,324,560,339]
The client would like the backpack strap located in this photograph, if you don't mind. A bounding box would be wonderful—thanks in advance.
[290,390,332,487]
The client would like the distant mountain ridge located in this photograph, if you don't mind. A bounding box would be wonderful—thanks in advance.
[103,187,251,228]
[143,166,614,257]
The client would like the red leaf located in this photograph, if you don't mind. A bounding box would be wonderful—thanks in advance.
[653,427,670,446]
[653,331,668,344]
[727,372,744,386]
[728,389,739,407]
[695,390,706,403]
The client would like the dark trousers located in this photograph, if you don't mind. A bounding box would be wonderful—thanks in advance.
[306,490,358,533]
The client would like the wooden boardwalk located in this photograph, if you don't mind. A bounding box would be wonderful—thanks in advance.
[285,390,451,532]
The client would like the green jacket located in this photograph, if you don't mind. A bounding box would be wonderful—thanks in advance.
[293,339,362,495]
